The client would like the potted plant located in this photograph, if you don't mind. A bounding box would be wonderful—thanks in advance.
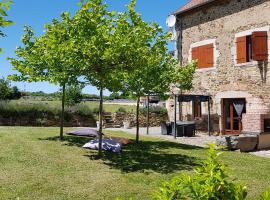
[123,119,131,129]
[96,121,100,129]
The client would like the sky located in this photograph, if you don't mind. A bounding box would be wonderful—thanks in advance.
[0,0,188,95]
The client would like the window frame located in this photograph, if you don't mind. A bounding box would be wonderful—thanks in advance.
[234,26,270,67]
[189,39,218,71]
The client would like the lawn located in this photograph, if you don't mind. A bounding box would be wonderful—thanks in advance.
[0,127,270,200]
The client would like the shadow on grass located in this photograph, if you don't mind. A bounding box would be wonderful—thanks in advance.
[39,135,91,147]
[41,135,202,174]
[95,140,201,174]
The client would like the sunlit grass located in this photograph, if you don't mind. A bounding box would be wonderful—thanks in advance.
[0,127,269,199]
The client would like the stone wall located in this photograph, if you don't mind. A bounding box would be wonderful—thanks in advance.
[112,112,168,127]
[174,0,270,133]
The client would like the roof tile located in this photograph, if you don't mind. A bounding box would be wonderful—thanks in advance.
[175,0,214,14]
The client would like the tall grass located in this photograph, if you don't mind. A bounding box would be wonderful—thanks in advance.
[0,101,97,126]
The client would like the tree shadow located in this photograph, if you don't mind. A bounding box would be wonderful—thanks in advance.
[96,140,202,174]
[39,135,91,147]
[41,135,203,174]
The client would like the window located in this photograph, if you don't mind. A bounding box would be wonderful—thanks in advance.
[193,101,202,119]
[236,31,268,64]
[192,43,214,69]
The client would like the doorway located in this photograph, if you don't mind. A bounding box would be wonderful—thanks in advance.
[223,98,246,135]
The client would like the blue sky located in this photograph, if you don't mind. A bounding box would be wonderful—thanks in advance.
[0,0,188,95]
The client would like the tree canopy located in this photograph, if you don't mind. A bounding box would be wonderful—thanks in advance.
[115,0,196,142]
[9,0,196,155]
[0,0,13,52]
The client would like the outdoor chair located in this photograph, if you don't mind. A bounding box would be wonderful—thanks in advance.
[161,121,172,135]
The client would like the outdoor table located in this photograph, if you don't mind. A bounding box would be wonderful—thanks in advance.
[171,121,196,137]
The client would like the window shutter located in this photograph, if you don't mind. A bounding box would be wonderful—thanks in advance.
[252,31,268,61]
[199,44,214,68]
[192,43,214,69]
[205,44,214,67]
[199,46,206,68]
[192,47,199,62]
[236,36,247,64]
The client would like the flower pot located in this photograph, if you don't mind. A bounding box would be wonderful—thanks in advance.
[123,121,130,129]
[96,121,100,129]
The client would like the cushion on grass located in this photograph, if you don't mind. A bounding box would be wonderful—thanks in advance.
[83,139,122,153]
[67,129,99,137]
[108,136,131,145]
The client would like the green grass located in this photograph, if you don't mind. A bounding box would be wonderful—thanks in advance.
[12,99,136,113]
[0,127,270,199]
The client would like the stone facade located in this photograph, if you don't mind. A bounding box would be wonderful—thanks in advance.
[173,0,270,134]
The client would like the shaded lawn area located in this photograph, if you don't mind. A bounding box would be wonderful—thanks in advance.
[0,127,270,199]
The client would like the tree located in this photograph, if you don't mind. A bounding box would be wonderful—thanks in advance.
[70,0,135,157]
[0,78,22,100]
[8,86,21,99]
[9,12,80,140]
[0,77,11,100]
[118,0,196,143]
[64,84,83,107]
[0,0,13,52]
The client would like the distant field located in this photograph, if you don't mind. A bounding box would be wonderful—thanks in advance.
[12,99,137,113]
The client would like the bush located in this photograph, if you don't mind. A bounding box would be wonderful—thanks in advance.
[139,106,167,116]
[75,103,93,116]
[153,144,247,200]
[64,85,83,106]
[259,188,270,200]
[117,107,127,113]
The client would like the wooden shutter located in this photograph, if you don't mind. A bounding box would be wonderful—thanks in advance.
[192,44,214,69]
[192,47,199,62]
[199,44,214,68]
[252,31,268,61]
[205,44,214,67]
[236,36,247,64]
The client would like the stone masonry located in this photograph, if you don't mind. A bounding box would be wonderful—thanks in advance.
[172,0,270,134]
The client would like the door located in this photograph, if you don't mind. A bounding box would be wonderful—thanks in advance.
[223,98,246,135]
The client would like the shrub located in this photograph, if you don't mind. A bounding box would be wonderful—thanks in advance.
[75,103,93,116]
[139,106,167,116]
[153,144,247,200]
[64,85,83,106]
[259,188,270,200]
[117,107,127,113]
[92,107,100,114]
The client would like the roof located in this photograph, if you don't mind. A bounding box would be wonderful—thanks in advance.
[174,0,216,15]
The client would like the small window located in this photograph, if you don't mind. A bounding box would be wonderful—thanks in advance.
[193,101,202,119]
[236,31,268,64]
[192,43,214,69]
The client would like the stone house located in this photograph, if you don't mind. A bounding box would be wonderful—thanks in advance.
[170,0,270,136]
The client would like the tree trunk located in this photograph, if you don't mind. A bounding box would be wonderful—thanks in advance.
[60,83,66,140]
[147,94,150,135]
[136,97,140,143]
[98,86,104,157]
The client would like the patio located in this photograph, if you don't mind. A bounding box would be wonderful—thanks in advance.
[106,127,270,158]
[107,127,216,148]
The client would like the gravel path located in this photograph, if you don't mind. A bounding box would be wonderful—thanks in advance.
[106,127,270,158]
[107,127,216,147]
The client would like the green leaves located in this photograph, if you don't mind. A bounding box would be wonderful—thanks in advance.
[0,0,13,52]
[153,144,248,200]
